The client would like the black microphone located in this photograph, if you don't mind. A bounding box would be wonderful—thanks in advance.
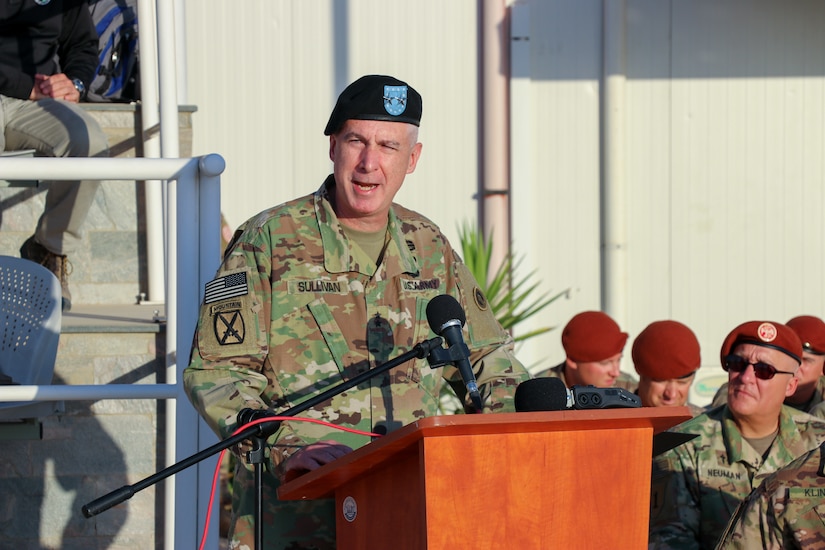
[515,377,569,411]
[426,294,484,411]
[515,377,641,411]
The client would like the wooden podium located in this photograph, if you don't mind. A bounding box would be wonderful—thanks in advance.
[278,408,691,549]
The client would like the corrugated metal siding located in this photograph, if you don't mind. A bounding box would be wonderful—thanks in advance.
[511,0,605,372]
[514,0,825,406]
[674,0,825,402]
[183,0,825,406]
[183,0,480,249]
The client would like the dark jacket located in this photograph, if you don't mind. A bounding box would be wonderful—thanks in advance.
[0,0,98,99]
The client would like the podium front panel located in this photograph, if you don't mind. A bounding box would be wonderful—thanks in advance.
[332,426,652,548]
[279,409,692,548]
[334,443,428,549]
[422,428,651,548]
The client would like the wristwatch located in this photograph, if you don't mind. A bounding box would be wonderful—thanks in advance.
[71,78,86,97]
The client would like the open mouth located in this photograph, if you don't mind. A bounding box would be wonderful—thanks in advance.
[354,182,378,192]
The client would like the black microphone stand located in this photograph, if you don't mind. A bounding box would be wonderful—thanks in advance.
[426,337,484,411]
[81,336,444,550]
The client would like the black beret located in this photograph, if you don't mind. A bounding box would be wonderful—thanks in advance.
[324,75,422,135]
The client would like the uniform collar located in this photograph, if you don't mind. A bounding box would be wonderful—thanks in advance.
[722,405,804,465]
[315,176,419,276]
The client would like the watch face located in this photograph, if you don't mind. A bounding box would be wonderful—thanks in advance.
[72,79,85,94]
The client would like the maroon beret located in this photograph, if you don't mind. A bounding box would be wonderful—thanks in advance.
[786,315,825,355]
[632,320,701,380]
[719,321,802,366]
[562,311,628,363]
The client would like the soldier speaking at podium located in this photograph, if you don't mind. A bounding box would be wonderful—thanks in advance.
[183,75,529,549]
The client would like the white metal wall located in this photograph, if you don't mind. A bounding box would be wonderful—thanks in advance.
[183,0,481,250]
[182,0,825,407]
[628,0,825,403]
[510,0,605,373]
[513,0,825,405]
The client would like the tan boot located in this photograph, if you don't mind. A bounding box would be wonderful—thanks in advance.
[19,236,72,311]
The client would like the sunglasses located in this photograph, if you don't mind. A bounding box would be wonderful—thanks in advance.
[722,354,795,380]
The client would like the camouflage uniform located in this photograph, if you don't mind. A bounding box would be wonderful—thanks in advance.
[649,404,825,549]
[715,443,825,549]
[683,402,707,418]
[184,177,529,549]
[711,376,825,413]
[810,401,825,420]
[535,361,639,392]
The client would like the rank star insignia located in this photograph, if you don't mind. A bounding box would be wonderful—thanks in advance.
[214,310,245,345]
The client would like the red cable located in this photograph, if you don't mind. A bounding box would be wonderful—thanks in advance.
[198,416,381,550]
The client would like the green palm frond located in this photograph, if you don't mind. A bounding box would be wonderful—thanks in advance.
[439,221,568,414]
[458,221,568,343]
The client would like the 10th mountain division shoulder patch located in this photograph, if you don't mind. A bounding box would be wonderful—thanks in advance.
[205,269,249,346]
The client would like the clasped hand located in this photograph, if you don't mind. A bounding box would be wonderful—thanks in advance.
[29,73,80,103]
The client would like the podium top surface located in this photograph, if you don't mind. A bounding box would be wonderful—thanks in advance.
[278,407,691,501]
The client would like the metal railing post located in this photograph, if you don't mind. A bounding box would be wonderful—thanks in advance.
[0,155,224,550]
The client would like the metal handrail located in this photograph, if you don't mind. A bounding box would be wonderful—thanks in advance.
[0,154,224,550]
[0,385,178,401]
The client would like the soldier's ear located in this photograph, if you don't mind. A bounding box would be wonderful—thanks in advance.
[784,374,799,398]
[406,142,423,174]
[329,135,337,162]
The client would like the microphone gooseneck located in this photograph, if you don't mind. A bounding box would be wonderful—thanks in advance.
[426,295,484,411]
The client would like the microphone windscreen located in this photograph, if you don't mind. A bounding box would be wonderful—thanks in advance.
[515,377,569,412]
[426,294,467,330]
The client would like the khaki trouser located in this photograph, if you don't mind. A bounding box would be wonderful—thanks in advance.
[1,95,109,255]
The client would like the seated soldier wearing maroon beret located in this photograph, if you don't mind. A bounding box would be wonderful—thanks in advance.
[631,320,704,416]
[711,315,825,416]
[649,320,825,549]
[534,310,637,390]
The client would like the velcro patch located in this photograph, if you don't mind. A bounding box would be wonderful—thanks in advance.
[213,306,246,345]
[399,277,441,292]
[204,270,248,304]
[198,267,264,359]
[287,279,349,294]
[790,487,825,498]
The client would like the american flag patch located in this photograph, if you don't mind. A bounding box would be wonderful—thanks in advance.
[204,271,248,304]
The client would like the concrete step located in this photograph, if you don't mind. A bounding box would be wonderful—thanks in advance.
[0,303,168,548]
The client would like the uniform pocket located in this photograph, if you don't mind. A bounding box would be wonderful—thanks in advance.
[402,296,442,397]
[269,298,358,405]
